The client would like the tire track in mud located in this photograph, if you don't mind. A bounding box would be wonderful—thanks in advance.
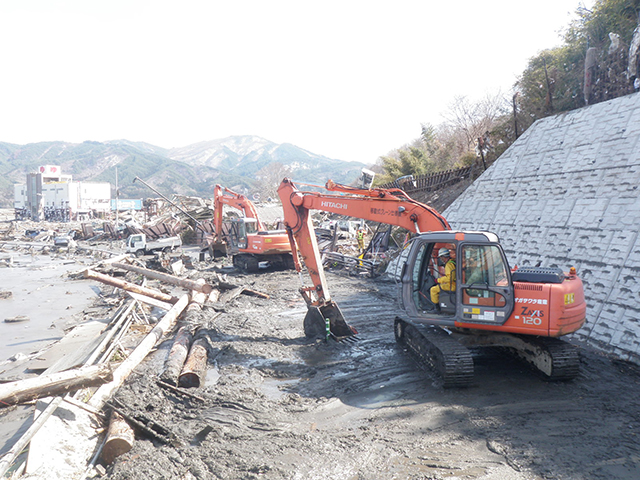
[106,270,640,480]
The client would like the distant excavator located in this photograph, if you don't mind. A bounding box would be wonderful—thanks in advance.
[210,184,294,272]
[278,177,586,387]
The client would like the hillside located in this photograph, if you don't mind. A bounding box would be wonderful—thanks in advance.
[0,136,366,207]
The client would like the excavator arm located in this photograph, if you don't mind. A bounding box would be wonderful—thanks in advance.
[277,177,451,339]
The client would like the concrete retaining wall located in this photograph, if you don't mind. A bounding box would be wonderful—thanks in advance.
[444,92,640,363]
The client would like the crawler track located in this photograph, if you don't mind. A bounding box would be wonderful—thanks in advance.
[508,335,581,381]
[394,317,474,388]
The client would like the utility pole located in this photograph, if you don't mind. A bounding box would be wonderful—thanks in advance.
[512,92,519,140]
[115,166,119,228]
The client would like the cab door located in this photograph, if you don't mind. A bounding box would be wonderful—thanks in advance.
[457,243,515,325]
[400,238,430,316]
[400,237,453,323]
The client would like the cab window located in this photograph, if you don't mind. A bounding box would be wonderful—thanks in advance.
[461,245,508,307]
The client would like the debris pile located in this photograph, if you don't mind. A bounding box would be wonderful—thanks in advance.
[0,249,271,478]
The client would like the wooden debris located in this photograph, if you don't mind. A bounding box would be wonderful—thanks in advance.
[111,262,213,294]
[217,285,245,305]
[241,287,270,299]
[0,397,64,478]
[89,294,190,410]
[0,291,12,299]
[179,338,208,388]
[217,280,269,299]
[4,315,29,323]
[207,288,220,303]
[160,326,193,386]
[106,399,180,446]
[102,410,135,465]
[84,269,179,305]
[157,380,205,402]
[0,364,113,407]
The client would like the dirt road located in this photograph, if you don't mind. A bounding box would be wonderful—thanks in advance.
[107,267,640,480]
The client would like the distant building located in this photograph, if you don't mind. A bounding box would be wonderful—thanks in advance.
[14,165,111,221]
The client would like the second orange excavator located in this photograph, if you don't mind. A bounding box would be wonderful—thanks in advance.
[278,178,586,387]
[211,185,294,272]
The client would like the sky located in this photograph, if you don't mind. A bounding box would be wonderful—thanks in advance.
[0,0,593,165]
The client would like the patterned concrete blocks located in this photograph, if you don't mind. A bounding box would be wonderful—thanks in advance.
[443,92,640,363]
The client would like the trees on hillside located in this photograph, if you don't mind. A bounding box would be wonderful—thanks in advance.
[516,0,640,126]
[375,0,640,187]
[374,94,507,186]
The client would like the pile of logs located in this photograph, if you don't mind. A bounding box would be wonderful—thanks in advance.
[0,253,269,476]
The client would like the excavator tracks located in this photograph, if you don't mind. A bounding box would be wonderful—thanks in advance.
[394,317,474,388]
[506,335,581,381]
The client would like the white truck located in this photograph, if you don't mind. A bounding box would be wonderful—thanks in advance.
[126,233,182,257]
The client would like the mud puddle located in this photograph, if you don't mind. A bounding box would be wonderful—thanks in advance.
[0,252,99,364]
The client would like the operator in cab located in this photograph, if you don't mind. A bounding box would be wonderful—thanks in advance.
[430,248,456,312]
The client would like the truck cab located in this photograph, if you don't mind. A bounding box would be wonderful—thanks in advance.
[126,234,146,255]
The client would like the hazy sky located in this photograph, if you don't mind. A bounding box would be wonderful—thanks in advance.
[0,1,592,165]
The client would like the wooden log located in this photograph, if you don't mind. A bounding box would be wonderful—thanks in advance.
[84,269,179,304]
[190,279,209,305]
[216,281,269,299]
[102,410,135,465]
[126,291,174,311]
[89,294,190,410]
[207,288,220,304]
[69,253,130,277]
[0,364,113,407]
[160,326,193,386]
[111,262,213,294]
[241,287,270,299]
[178,338,208,388]
[217,285,245,305]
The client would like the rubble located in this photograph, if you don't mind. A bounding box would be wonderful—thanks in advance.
[1,206,640,480]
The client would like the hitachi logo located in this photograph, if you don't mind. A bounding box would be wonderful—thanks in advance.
[320,201,348,210]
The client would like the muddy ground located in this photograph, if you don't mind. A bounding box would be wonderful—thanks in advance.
[101,263,640,480]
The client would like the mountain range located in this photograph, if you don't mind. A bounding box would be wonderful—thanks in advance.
[0,136,368,207]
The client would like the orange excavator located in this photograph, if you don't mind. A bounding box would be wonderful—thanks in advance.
[211,184,294,272]
[278,177,586,387]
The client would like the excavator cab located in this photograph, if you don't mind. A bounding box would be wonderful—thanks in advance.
[401,232,515,326]
[225,218,258,253]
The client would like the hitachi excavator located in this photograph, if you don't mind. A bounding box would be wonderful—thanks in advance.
[212,185,294,272]
[278,177,586,387]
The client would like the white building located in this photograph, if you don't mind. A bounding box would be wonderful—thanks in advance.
[14,165,111,221]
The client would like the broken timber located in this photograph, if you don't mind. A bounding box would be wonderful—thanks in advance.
[111,261,213,294]
[160,326,193,386]
[102,410,135,465]
[84,269,179,304]
[179,337,208,388]
[0,364,113,407]
[89,294,190,410]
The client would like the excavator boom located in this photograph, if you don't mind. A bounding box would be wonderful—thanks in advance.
[278,177,451,338]
[213,184,265,239]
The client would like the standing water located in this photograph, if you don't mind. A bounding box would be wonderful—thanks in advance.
[0,249,99,366]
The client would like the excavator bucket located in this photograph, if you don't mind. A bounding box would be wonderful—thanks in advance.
[303,301,358,340]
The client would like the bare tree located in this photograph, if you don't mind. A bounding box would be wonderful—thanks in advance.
[254,162,291,201]
[441,93,507,153]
